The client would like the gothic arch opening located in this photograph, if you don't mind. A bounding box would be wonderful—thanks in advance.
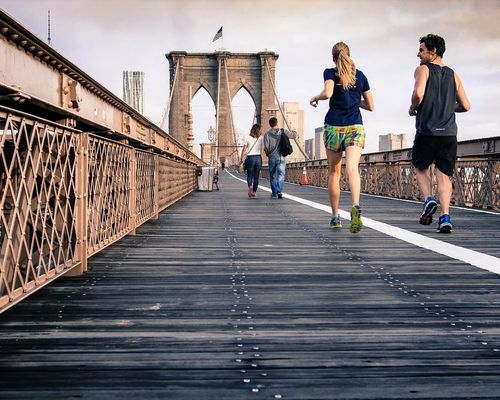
[232,85,257,148]
[191,86,216,158]
[166,51,279,166]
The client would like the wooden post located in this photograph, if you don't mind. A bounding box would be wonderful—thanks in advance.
[67,132,88,276]
[153,154,159,220]
[129,148,137,235]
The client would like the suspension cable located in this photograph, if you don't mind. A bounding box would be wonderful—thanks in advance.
[215,57,221,164]
[159,60,180,132]
[264,59,309,160]
[223,58,240,164]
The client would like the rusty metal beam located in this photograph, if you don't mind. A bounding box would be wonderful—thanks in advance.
[358,137,500,164]
[0,8,201,164]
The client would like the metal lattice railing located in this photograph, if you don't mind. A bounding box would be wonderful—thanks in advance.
[0,108,199,312]
[158,156,196,211]
[284,158,500,210]
[0,111,80,308]
[87,136,132,255]
[135,150,157,226]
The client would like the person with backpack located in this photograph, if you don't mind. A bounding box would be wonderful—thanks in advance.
[310,41,374,233]
[263,116,296,199]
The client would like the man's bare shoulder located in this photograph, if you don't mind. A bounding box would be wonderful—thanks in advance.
[415,64,429,73]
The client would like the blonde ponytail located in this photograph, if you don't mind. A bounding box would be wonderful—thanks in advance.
[332,42,356,89]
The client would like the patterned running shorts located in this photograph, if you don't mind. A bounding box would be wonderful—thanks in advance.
[323,124,366,152]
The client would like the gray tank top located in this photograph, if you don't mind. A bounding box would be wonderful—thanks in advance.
[416,63,457,136]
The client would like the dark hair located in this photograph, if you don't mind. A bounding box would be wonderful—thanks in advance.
[250,123,261,138]
[420,34,446,57]
[269,117,278,127]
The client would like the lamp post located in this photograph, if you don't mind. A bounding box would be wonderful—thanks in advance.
[207,125,216,165]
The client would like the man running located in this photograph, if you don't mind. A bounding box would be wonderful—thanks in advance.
[409,34,470,233]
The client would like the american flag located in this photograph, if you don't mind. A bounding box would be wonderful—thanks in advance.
[212,26,223,42]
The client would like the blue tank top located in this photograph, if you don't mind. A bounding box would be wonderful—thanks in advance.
[415,63,457,136]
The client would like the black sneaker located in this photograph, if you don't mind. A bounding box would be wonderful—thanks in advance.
[277,192,283,199]
[437,214,452,233]
[419,196,438,225]
[330,215,342,229]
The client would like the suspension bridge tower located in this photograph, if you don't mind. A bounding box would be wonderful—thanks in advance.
[162,51,278,166]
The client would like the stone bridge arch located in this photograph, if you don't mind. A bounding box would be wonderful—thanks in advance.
[166,51,278,166]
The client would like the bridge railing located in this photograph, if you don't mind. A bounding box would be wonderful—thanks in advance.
[282,148,499,211]
[0,107,197,312]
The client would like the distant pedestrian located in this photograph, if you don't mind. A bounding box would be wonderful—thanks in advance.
[409,34,470,233]
[263,117,296,199]
[213,168,220,191]
[241,123,264,198]
[310,41,374,233]
[221,161,225,170]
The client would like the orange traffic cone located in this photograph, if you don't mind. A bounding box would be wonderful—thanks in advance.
[299,165,309,185]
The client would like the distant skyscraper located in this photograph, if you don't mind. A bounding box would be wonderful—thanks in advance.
[123,71,144,114]
[378,133,409,152]
[276,101,305,162]
[305,138,314,160]
[314,127,326,160]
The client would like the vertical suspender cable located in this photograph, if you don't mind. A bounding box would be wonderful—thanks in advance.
[223,58,240,164]
[160,60,180,132]
[215,57,221,164]
[264,59,309,160]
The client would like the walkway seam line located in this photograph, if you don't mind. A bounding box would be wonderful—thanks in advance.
[226,170,500,275]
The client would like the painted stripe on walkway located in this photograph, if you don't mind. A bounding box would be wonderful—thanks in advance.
[226,170,500,275]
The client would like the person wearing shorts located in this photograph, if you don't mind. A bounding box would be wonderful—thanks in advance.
[310,42,374,233]
[409,34,470,233]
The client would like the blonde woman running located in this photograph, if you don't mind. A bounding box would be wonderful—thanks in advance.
[310,42,374,233]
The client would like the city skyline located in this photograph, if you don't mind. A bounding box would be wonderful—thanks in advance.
[1,0,498,154]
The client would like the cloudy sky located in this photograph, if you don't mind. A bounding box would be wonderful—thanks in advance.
[1,0,499,153]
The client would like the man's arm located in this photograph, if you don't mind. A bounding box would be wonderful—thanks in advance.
[263,133,269,156]
[283,128,297,139]
[454,72,471,113]
[409,65,428,116]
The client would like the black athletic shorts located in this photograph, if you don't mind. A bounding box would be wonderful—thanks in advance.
[411,135,457,176]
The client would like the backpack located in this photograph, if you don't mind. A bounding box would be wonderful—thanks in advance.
[279,128,293,157]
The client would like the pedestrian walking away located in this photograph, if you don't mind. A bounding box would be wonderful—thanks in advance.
[263,117,296,199]
[213,168,220,191]
[240,123,264,198]
[310,41,374,233]
[409,34,470,233]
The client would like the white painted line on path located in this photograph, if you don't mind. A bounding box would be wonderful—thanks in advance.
[286,180,500,216]
[226,169,500,275]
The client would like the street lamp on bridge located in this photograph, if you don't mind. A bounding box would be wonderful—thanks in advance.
[207,125,216,165]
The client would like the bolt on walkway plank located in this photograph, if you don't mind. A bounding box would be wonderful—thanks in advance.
[1,171,500,399]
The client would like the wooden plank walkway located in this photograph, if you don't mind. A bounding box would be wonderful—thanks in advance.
[1,170,500,399]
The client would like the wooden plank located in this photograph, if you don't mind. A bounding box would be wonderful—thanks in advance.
[0,171,499,399]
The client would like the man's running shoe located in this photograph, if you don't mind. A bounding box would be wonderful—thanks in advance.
[277,192,283,199]
[419,196,438,225]
[330,215,342,229]
[350,205,363,233]
[437,214,452,233]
